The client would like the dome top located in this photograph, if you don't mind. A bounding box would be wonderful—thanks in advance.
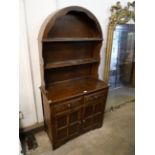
[42,6,102,39]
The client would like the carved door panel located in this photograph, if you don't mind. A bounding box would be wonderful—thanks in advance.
[93,92,107,128]
[55,107,82,142]
[55,114,68,141]
[92,102,104,128]
[82,91,107,131]
[68,108,81,138]
[82,103,94,132]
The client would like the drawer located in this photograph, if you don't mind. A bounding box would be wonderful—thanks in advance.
[54,97,83,114]
[84,90,107,105]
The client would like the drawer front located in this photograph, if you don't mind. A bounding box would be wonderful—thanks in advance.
[54,97,83,114]
[84,90,107,105]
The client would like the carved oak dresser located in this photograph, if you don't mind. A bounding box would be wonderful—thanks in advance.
[40,6,109,149]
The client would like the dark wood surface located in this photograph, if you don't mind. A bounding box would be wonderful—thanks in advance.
[44,11,102,39]
[40,6,108,149]
[44,64,93,84]
[45,58,99,69]
[46,77,108,103]
[43,42,100,65]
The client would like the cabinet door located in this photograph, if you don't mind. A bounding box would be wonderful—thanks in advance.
[82,103,94,131]
[54,97,82,144]
[92,99,105,128]
[54,108,82,143]
[82,90,107,131]
[55,113,68,142]
[68,108,81,138]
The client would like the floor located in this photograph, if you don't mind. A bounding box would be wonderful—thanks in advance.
[24,101,135,155]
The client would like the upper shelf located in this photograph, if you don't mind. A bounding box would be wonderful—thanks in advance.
[45,58,99,69]
[42,38,102,43]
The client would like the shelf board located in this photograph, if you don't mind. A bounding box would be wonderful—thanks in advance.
[46,77,108,103]
[42,38,102,42]
[45,58,99,69]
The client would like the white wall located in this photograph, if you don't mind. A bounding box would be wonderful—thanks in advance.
[19,0,57,128]
[19,0,37,127]
[20,0,134,128]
